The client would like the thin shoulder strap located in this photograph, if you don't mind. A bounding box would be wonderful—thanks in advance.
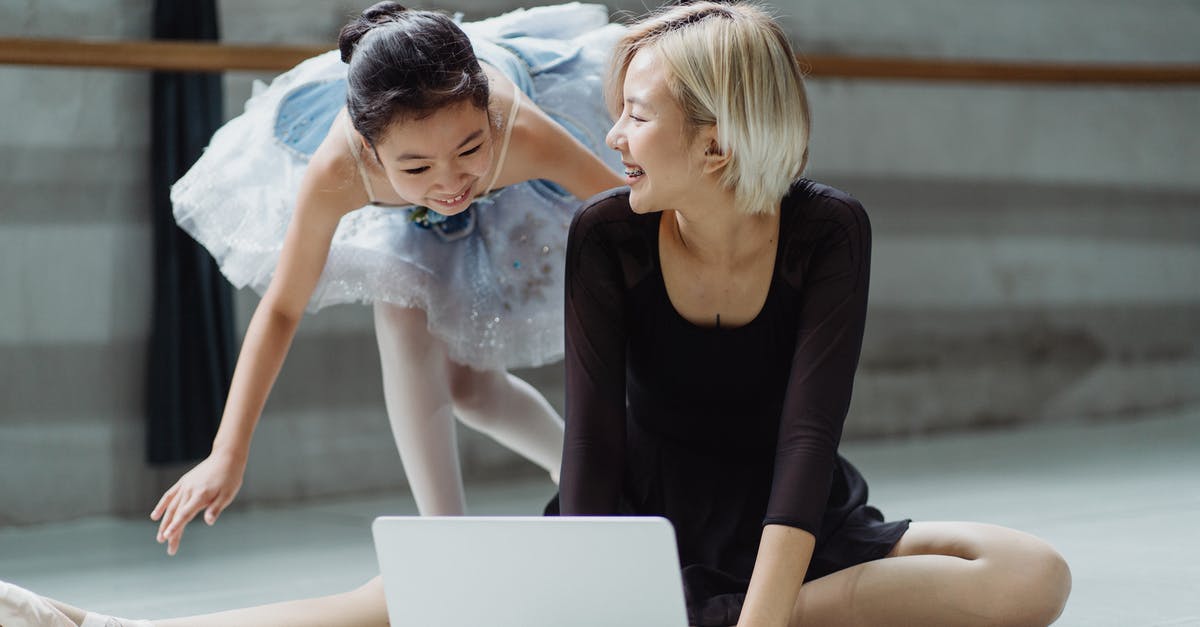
[483,89,522,195]
[341,117,378,204]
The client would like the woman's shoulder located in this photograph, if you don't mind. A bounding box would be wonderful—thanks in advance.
[782,179,869,228]
[569,187,643,238]
[780,179,872,249]
[777,180,872,288]
[566,188,658,278]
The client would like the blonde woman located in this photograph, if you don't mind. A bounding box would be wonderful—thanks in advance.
[1,2,1071,626]
[552,2,1072,626]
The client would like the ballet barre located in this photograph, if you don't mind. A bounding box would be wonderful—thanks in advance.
[1,37,1198,84]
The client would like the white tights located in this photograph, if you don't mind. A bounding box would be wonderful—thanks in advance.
[373,303,563,515]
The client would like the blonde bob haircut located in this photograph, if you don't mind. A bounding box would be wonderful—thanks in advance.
[607,1,810,215]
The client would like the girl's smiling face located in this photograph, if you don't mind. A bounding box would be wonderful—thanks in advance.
[372,99,495,215]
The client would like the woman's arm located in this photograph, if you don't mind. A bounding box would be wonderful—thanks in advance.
[558,196,630,514]
[151,132,365,554]
[738,525,816,627]
[740,189,874,622]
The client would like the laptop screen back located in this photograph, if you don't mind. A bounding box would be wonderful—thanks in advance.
[372,516,689,627]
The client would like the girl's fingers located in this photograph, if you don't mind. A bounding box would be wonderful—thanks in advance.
[167,524,186,556]
[164,491,207,541]
[157,490,185,543]
[205,499,227,525]
[150,485,178,521]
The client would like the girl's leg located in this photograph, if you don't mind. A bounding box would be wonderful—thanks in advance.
[446,362,564,482]
[789,522,1071,627]
[29,576,386,627]
[374,303,465,516]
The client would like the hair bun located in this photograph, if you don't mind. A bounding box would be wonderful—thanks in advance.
[338,1,409,63]
[361,1,408,22]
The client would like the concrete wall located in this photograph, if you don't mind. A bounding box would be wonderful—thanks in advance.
[1,0,1197,525]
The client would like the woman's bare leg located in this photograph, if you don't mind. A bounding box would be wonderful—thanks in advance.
[446,362,564,482]
[41,577,387,627]
[374,303,466,515]
[789,522,1071,627]
[155,576,387,627]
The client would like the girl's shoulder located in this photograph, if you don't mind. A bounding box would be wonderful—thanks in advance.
[298,110,373,214]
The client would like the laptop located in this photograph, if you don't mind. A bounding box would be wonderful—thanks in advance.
[372,516,690,627]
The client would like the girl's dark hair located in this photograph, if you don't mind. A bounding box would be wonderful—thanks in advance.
[337,2,490,145]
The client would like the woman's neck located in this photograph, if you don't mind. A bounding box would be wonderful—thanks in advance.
[666,187,778,268]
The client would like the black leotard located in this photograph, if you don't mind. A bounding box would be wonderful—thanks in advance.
[553,180,909,627]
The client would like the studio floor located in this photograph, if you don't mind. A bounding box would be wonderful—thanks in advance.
[2,407,1198,626]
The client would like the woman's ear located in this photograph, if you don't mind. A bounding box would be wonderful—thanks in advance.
[701,136,730,174]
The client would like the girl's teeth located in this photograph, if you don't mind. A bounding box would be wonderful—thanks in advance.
[625,167,644,177]
[438,191,467,204]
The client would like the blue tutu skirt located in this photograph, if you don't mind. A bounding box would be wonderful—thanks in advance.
[171,3,624,370]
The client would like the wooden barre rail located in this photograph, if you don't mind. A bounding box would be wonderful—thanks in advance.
[0,38,325,73]
[2,37,1199,84]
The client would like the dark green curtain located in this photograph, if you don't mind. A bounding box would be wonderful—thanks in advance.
[147,0,236,464]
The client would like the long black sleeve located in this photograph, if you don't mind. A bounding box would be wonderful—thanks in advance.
[559,193,632,515]
[764,191,872,534]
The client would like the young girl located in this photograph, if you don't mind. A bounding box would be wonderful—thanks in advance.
[151,1,624,554]
[553,2,1072,625]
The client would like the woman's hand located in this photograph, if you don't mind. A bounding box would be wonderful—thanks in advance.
[150,450,247,555]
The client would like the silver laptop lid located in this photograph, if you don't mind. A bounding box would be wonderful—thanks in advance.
[372,516,689,627]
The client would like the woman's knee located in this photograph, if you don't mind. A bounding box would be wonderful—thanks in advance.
[899,522,1070,625]
[1010,541,1071,625]
[976,531,1071,626]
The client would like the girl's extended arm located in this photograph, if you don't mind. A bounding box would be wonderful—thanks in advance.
[150,128,364,555]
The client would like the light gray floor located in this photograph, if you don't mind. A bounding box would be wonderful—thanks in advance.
[3,407,1198,626]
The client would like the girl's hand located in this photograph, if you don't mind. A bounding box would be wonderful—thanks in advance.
[150,451,246,555]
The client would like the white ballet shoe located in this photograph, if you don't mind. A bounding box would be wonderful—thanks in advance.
[0,579,75,627]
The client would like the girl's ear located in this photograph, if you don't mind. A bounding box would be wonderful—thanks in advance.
[361,136,383,164]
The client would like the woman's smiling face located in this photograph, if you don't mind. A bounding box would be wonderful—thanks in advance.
[605,47,707,214]
[372,99,495,215]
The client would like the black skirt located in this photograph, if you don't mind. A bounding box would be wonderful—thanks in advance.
[547,454,909,627]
